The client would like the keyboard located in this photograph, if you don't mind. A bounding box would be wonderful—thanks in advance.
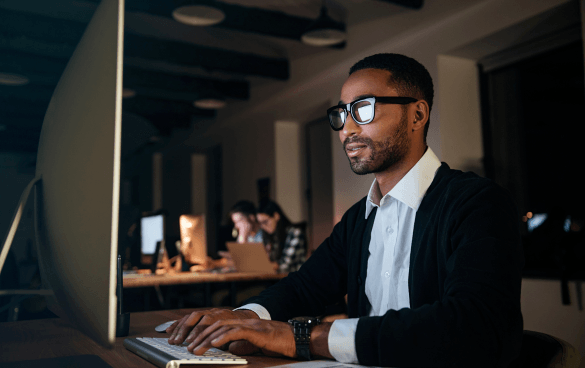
[124,337,248,368]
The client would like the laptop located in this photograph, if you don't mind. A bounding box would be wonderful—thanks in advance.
[226,242,276,273]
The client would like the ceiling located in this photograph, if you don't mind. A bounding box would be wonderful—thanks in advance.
[0,0,424,154]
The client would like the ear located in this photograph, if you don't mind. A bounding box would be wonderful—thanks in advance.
[273,212,281,222]
[411,100,429,133]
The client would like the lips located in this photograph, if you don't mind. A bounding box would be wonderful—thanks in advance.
[345,143,367,157]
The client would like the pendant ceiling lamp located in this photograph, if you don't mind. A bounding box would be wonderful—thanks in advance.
[301,6,346,47]
[194,98,226,109]
[0,72,29,86]
[122,88,136,98]
[172,5,225,26]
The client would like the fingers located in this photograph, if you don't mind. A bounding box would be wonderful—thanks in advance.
[184,313,218,345]
[167,309,257,346]
[185,319,296,358]
[168,314,189,343]
[189,319,250,353]
[192,325,243,355]
[169,311,205,344]
[188,319,227,351]
[165,320,180,334]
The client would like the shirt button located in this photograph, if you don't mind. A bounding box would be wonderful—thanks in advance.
[387,227,393,234]
[385,271,390,278]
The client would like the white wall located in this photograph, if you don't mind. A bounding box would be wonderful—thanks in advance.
[220,117,275,216]
[522,279,585,356]
[437,55,483,174]
[191,154,206,215]
[275,121,303,222]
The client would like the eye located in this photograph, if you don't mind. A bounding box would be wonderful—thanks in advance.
[352,100,373,122]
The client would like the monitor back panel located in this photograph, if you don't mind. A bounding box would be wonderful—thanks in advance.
[33,0,124,347]
[179,214,207,265]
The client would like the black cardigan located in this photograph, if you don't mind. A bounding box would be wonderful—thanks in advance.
[246,163,524,367]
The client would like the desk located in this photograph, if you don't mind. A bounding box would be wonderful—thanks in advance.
[123,271,287,288]
[123,272,287,309]
[0,309,298,368]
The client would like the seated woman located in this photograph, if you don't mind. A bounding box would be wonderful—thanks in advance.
[256,200,307,273]
[229,200,263,243]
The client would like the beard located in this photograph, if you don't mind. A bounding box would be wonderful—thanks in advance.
[344,111,410,175]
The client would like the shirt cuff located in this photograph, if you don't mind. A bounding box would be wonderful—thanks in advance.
[328,318,359,363]
[233,303,272,320]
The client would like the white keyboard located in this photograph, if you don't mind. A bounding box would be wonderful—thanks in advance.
[124,337,247,368]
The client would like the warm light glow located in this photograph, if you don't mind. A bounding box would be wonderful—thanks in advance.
[194,98,226,109]
[122,88,136,98]
[0,72,29,86]
[172,5,225,26]
[301,29,346,47]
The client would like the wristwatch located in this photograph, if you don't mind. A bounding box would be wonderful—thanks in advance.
[288,316,321,360]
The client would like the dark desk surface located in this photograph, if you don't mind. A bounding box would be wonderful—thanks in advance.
[0,309,299,368]
[124,271,287,288]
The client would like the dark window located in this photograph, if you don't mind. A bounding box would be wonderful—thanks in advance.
[481,41,585,280]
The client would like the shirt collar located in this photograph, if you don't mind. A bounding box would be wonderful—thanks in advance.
[365,148,441,218]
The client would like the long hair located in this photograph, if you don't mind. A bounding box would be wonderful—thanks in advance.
[257,200,292,261]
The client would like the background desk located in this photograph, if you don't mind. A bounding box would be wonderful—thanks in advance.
[0,308,298,368]
[123,272,287,310]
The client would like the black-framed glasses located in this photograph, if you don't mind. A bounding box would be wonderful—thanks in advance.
[327,96,418,131]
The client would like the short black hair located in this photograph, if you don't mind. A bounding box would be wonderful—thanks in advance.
[349,53,434,140]
[229,200,257,217]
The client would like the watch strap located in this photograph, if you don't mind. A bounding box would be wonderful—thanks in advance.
[292,321,312,360]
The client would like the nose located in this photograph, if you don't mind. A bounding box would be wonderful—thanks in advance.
[340,113,361,141]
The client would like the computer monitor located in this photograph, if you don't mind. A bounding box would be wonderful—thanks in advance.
[0,0,125,348]
[140,213,165,258]
[179,214,207,265]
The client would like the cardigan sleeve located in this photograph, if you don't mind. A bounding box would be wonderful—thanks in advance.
[244,201,362,322]
[355,182,524,368]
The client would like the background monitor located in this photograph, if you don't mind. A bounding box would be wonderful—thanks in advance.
[140,214,164,256]
[179,214,207,265]
[32,0,124,347]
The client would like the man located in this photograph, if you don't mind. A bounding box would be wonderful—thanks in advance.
[168,53,524,367]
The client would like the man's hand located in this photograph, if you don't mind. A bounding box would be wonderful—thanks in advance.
[167,308,259,346]
[187,319,296,358]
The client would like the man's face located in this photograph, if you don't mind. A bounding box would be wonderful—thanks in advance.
[338,68,410,175]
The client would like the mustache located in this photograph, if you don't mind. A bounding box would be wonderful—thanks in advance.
[343,136,373,150]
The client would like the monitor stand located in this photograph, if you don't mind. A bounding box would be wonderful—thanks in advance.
[0,176,53,318]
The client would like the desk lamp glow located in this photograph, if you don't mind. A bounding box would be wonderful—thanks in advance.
[0,0,124,347]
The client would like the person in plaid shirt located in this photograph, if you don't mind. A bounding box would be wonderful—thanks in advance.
[256,200,307,273]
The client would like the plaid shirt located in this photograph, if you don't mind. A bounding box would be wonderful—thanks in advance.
[278,225,306,273]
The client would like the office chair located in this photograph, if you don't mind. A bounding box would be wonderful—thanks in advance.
[510,330,581,368]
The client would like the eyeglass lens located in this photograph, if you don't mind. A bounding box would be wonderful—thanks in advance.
[352,100,373,123]
[329,100,374,130]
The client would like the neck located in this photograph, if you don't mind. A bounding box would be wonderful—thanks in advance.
[374,144,427,196]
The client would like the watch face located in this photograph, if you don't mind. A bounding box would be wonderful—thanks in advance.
[291,316,320,324]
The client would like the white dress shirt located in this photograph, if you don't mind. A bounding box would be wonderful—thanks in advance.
[238,148,441,363]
